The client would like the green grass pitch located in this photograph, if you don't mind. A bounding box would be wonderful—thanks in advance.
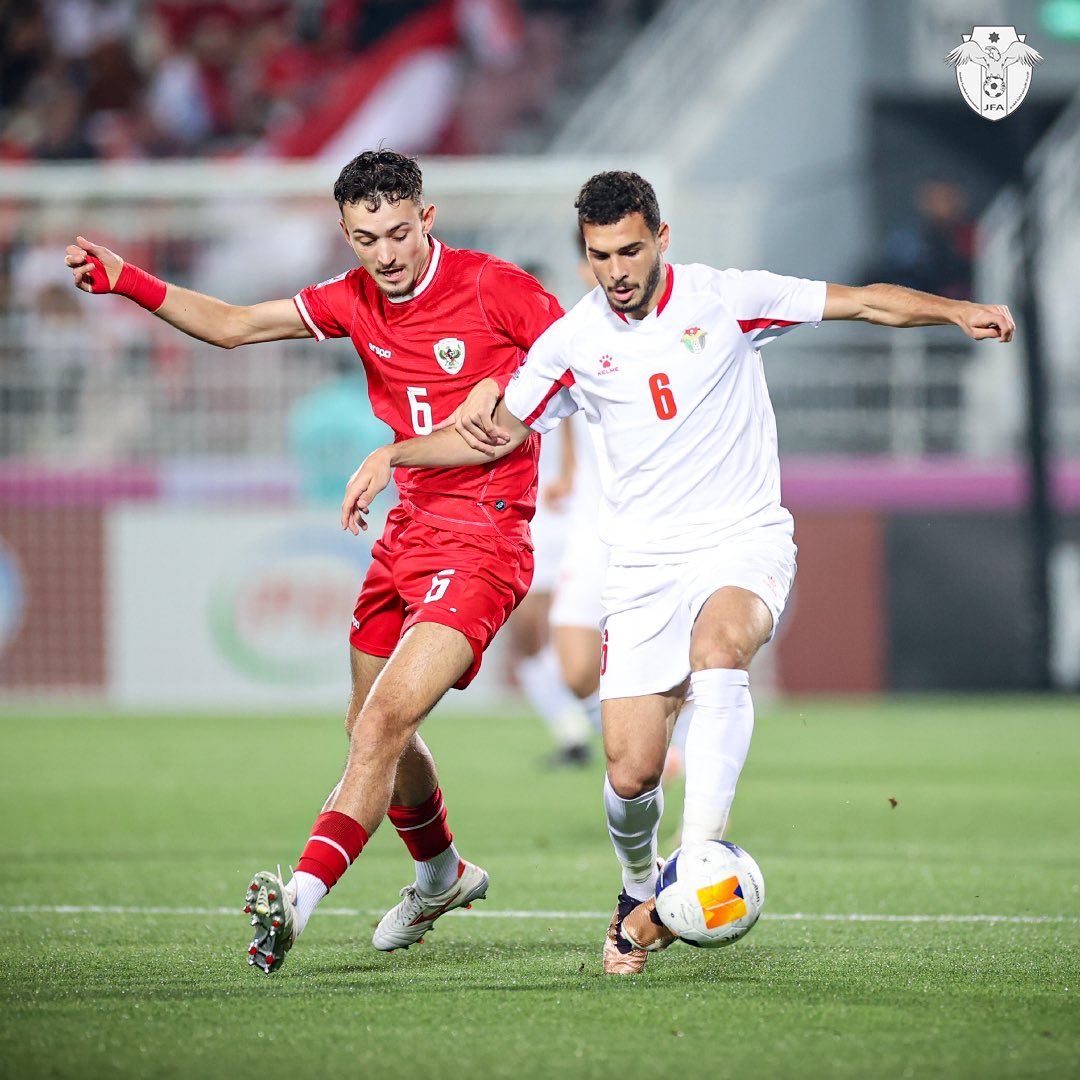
[1,696,1077,1078]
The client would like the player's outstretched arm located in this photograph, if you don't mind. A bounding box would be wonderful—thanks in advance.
[341,403,531,535]
[823,283,1015,342]
[65,236,310,348]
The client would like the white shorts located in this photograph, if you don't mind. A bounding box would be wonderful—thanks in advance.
[529,501,569,593]
[598,531,797,701]
[550,521,608,630]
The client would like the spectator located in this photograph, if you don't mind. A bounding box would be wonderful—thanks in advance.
[872,179,976,301]
[288,359,393,505]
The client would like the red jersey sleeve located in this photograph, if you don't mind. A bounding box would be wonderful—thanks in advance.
[476,260,564,387]
[293,269,362,340]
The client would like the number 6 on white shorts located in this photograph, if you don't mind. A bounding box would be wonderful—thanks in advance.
[423,569,456,603]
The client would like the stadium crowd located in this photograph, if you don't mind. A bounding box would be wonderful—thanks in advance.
[0,0,658,161]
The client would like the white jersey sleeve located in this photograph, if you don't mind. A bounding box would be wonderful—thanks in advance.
[502,323,580,434]
[728,269,826,348]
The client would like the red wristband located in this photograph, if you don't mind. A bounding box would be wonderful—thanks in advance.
[115,261,168,312]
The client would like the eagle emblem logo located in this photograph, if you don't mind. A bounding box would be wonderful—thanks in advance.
[433,337,465,374]
[945,27,1041,121]
[681,326,707,354]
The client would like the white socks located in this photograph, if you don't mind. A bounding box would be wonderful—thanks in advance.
[681,668,754,846]
[603,774,664,901]
[414,842,462,896]
[517,645,591,748]
[287,870,328,936]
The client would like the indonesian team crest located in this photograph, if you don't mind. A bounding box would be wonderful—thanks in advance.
[434,337,465,374]
[681,326,707,354]
[945,27,1042,121]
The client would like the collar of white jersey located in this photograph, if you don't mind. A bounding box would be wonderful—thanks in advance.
[610,264,675,324]
[387,236,443,304]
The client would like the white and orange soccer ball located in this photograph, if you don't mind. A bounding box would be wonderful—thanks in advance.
[654,840,765,948]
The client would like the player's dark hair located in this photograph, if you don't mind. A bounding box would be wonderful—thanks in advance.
[333,149,424,213]
[575,171,661,235]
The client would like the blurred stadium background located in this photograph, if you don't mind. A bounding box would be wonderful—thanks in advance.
[0,0,1078,712]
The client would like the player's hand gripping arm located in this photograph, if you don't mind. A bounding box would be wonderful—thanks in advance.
[65,236,310,347]
[341,401,531,535]
[823,283,1015,341]
[437,376,507,452]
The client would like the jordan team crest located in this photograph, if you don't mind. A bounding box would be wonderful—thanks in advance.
[681,326,707,354]
[945,27,1042,121]
[434,337,466,373]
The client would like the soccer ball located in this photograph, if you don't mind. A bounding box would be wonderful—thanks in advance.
[983,75,1005,98]
[654,840,765,948]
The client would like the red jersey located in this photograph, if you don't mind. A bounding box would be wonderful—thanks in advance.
[294,237,563,538]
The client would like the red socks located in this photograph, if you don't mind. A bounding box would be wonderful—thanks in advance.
[294,790,453,892]
[295,811,369,890]
[387,787,454,861]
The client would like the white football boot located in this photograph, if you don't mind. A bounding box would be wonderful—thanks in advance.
[372,860,489,951]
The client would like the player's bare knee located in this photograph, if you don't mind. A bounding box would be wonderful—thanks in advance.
[350,701,420,755]
[606,758,664,799]
[690,627,759,671]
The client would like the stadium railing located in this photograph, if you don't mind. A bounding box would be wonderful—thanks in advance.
[0,156,1058,705]
[973,91,1080,457]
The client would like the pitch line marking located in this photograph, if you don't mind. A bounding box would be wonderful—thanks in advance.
[1,905,1075,925]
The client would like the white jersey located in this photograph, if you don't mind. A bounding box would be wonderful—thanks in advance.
[502,263,826,564]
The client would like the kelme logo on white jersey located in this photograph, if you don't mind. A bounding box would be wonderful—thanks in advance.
[681,326,708,354]
[434,337,466,373]
[597,354,620,376]
[945,27,1041,121]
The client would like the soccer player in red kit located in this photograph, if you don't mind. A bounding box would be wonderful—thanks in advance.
[64,150,563,972]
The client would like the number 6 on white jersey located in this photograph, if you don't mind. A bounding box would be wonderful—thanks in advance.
[407,386,433,435]
[423,568,456,603]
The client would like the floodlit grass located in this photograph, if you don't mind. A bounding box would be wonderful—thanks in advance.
[1,697,1077,1078]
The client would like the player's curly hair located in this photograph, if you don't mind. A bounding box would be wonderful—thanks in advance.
[334,149,424,212]
[574,171,661,235]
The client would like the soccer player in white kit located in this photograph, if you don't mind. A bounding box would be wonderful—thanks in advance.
[341,171,1016,974]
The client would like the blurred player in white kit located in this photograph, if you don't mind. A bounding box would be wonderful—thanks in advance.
[505,265,594,767]
[341,171,1015,975]
[545,245,607,739]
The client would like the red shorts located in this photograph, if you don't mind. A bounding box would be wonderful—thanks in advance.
[350,506,534,689]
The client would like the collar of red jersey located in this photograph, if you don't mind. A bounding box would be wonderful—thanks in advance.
[387,236,443,305]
